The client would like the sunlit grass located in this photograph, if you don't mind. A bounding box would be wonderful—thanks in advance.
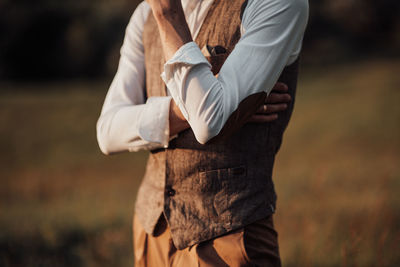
[0,59,399,266]
[274,59,400,266]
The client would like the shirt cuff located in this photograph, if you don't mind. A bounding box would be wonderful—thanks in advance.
[138,96,172,149]
[161,41,211,121]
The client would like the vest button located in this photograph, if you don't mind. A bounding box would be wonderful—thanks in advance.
[166,188,176,197]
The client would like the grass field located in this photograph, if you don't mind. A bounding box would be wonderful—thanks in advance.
[0,59,399,266]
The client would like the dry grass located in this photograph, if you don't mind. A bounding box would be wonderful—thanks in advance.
[0,59,399,266]
[274,59,400,266]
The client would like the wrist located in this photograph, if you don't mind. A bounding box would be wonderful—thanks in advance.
[169,99,190,136]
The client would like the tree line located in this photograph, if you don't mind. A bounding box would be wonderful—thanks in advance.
[0,0,399,81]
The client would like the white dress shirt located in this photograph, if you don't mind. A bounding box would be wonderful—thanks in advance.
[97,0,308,154]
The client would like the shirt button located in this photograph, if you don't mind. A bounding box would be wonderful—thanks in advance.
[166,188,176,197]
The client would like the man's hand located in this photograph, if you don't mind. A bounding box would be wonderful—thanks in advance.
[247,82,291,123]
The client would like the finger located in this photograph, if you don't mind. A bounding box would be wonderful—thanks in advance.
[257,104,269,114]
[257,103,288,114]
[265,93,291,104]
[271,82,288,92]
[247,114,278,123]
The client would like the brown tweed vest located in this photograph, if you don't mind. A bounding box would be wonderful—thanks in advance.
[135,0,299,250]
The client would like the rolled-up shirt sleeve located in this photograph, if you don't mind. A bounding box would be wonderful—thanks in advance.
[96,2,172,155]
[162,0,309,144]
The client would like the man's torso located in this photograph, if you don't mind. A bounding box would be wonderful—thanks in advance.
[135,0,300,250]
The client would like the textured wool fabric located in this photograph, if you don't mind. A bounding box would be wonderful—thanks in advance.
[135,0,300,250]
[96,0,308,154]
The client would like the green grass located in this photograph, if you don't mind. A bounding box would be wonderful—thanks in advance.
[1,59,400,266]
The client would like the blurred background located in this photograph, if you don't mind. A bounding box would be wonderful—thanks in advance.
[0,0,399,266]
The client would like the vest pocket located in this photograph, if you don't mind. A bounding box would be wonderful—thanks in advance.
[200,43,228,75]
[205,54,228,75]
[198,165,248,216]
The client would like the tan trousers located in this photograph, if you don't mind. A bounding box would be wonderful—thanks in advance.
[133,214,281,267]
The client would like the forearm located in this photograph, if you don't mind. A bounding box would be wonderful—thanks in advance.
[149,0,193,61]
[97,2,184,154]
[145,1,192,136]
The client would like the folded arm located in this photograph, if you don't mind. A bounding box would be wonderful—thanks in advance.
[148,0,309,144]
[96,2,174,155]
